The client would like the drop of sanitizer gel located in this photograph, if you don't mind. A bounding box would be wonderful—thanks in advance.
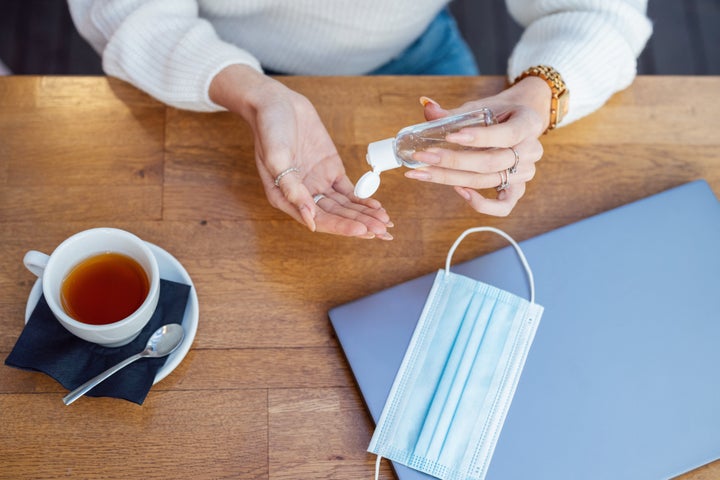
[354,108,497,199]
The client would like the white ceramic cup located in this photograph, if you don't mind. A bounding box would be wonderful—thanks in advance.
[23,228,160,347]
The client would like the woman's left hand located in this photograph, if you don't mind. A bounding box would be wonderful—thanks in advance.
[406,77,552,216]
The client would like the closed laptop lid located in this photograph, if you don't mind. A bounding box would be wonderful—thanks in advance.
[329,180,720,480]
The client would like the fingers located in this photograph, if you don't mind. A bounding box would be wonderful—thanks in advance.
[274,167,317,231]
[405,158,536,190]
[407,96,544,218]
[405,140,540,189]
[445,105,544,147]
[313,208,376,238]
[274,168,394,240]
[250,83,395,239]
[411,99,539,217]
[333,176,387,215]
[314,192,393,240]
[420,96,450,121]
[454,182,527,217]
[412,139,542,175]
[418,98,543,149]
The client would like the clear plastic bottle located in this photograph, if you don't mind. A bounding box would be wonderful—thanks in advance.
[354,108,497,198]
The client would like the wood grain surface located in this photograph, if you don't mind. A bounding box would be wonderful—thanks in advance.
[1,76,719,479]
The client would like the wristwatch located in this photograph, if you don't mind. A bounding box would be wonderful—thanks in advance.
[513,65,569,132]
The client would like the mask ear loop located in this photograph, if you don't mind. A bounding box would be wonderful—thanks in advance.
[444,226,535,304]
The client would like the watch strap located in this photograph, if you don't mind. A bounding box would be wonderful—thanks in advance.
[513,65,569,133]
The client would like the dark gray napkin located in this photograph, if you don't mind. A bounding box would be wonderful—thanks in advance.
[5,279,191,405]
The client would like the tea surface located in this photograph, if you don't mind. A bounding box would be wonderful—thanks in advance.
[61,252,149,325]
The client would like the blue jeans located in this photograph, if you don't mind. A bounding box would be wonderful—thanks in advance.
[369,9,479,76]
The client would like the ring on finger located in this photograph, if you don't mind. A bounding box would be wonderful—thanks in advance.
[508,146,520,174]
[313,193,326,204]
[274,166,300,187]
[496,170,509,192]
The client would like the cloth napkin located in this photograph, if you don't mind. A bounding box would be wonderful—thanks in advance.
[5,279,191,405]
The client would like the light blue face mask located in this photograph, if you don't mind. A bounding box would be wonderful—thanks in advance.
[368,227,544,480]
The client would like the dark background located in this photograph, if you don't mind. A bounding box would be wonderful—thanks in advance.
[0,0,718,76]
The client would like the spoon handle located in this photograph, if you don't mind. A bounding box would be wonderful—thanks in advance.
[63,352,145,405]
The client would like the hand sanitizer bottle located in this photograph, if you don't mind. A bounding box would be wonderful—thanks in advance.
[354,108,497,198]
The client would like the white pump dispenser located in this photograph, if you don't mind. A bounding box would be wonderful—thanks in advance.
[354,108,497,199]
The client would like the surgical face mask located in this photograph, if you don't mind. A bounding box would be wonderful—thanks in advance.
[369,227,544,480]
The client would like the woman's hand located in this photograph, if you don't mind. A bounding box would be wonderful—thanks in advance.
[210,65,393,239]
[407,77,552,216]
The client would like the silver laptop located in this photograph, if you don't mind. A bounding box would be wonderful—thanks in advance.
[330,180,720,480]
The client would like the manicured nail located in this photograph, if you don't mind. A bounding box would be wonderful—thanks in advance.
[377,232,394,241]
[358,232,376,239]
[300,204,316,232]
[405,170,431,181]
[386,220,395,228]
[419,96,440,107]
[364,198,382,209]
[456,187,472,201]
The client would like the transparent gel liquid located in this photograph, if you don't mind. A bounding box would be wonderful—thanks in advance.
[395,108,497,167]
[354,107,497,198]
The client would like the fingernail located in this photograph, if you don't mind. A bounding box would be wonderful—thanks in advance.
[456,187,472,201]
[300,204,316,232]
[377,232,394,241]
[358,232,376,239]
[386,220,394,228]
[365,198,382,209]
[419,96,440,107]
[446,132,474,143]
[405,170,431,181]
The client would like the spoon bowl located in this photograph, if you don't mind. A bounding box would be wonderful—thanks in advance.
[145,323,185,357]
[63,323,185,405]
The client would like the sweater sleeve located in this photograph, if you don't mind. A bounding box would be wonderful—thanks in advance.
[505,0,652,126]
[68,0,262,112]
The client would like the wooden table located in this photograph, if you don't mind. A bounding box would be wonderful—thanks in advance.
[1,76,718,479]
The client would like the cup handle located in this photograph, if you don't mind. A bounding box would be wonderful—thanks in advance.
[24,250,50,278]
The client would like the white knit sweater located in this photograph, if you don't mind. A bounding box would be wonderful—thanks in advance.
[68,0,651,125]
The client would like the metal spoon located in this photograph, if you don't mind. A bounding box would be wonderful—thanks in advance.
[63,323,185,405]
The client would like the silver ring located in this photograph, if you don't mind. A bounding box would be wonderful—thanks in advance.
[313,194,326,204]
[274,167,300,187]
[508,146,520,174]
[496,170,509,191]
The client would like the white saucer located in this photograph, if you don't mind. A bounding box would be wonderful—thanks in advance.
[25,242,198,384]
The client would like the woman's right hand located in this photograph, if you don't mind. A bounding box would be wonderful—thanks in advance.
[210,65,393,240]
